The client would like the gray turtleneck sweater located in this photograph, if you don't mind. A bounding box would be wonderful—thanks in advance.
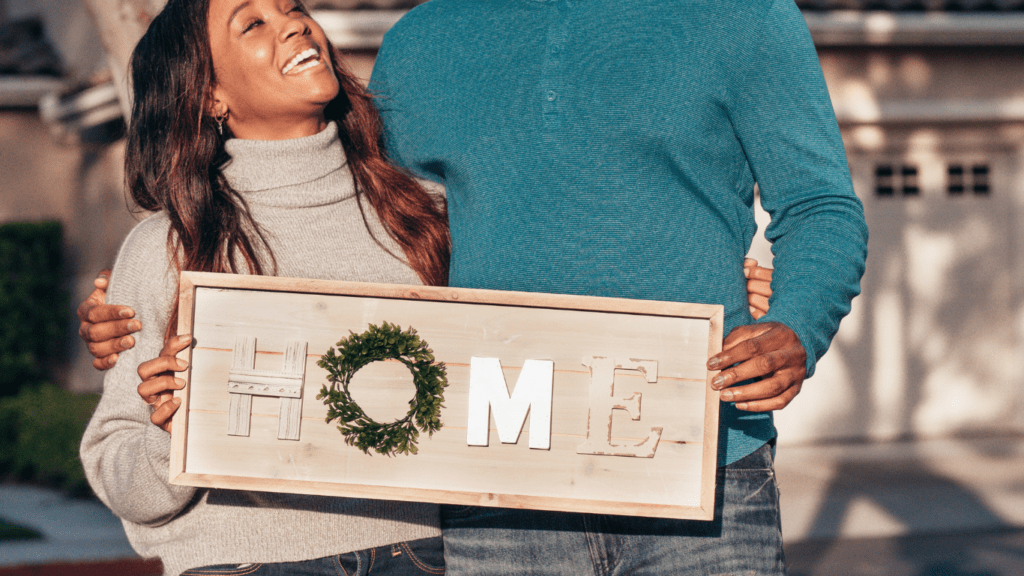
[80,123,442,576]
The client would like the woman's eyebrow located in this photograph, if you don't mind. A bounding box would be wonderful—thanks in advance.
[227,0,253,27]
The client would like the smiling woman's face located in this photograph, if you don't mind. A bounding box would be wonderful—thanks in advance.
[207,0,340,140]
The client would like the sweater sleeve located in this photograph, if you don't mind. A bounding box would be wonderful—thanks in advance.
[370,31,440,184]
[725,0,868,377]
[79,215,199,526]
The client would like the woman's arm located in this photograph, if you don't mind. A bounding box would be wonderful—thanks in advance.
[79,217,198,526]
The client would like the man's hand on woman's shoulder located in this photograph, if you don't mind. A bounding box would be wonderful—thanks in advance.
[77,269,140,370]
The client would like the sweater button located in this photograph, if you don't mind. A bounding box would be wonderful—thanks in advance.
[550,44,562,54]
[546,91,557,101]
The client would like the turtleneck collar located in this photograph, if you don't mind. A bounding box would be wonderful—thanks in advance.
[221,122,353,208]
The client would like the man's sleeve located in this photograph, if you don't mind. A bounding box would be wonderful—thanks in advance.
[726,0,869,377]
[369,30,442,184]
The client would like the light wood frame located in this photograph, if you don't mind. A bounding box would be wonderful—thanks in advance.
[171,272,724,520]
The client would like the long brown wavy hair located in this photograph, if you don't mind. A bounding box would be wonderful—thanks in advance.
[125,0,450,335]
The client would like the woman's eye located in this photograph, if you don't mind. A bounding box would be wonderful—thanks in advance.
[242,18,263,33]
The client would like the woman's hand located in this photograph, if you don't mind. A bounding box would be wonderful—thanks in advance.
[743,258,772,320]
[77,270,140,370]
[137,334,192,433]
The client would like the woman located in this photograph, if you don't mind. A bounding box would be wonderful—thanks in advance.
[78,1,778,574]
[79,0,448,574]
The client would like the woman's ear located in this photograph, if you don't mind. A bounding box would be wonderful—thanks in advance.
[207,94,228,121]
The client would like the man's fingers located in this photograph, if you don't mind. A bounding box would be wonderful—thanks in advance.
[82,318,141,345]
[138,354,189,382]
[709,322,798,371]
[76,290,103,323]
[718,323,775,360]
[86,335,135,359]
[84,304,136,324]
[732,381,803,412]
[712,344,806,389]
[94,269,111,290]
[719,370,800,403]
[92,355,118,371]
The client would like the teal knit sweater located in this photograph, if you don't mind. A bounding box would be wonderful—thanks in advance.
[371,0,868,465]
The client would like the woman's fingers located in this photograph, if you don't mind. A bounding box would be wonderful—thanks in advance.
[744,262,773,283]
[137,354,189,382]
[743,259,773,319]
[160,333,193,357]
[136,335,192,382]
[137,334,193,433]
[138,375,185,405]
[151,397,182,433]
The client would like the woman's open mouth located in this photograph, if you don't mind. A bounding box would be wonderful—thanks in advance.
[281,48,321,75]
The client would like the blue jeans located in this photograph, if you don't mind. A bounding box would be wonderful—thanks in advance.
[179,537,445,576]
[440,443,784,576]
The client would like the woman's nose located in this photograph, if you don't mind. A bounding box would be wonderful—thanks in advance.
[278,14,309,42]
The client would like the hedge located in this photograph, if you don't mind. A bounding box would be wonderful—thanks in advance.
[0,221,67,398]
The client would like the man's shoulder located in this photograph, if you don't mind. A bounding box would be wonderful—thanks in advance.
[387,0,477,36]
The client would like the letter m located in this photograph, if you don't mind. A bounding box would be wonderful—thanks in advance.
[466,357,553,450]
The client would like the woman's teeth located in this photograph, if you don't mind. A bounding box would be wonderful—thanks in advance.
[282,48,319,75]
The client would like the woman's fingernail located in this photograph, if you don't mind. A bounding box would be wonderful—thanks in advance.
[172,397,181,405]
[736,402,749,410]
[707,357,721,369]
[712,375,725,389]
[107,354,118,366]
[120,337,133,348]
[119,309,133,318]
[721,390,734,401]
[174,378,185,388]
[177,359,189,370]
[743,267,750,278]
[127,320,141,331]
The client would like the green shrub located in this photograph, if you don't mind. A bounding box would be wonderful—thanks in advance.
[0,221,68,398]
[0,384,99,497]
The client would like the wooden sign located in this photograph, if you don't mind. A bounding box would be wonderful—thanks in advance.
[170,272,723,520]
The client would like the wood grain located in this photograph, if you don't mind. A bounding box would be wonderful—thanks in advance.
[171,272,723,520]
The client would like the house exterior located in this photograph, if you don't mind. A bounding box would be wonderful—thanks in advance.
[2,0,1022,443]
[759,3,1024,443]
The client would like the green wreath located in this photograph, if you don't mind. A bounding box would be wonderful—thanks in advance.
[317,322,447,456]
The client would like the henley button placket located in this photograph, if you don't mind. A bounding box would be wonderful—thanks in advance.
[539,0,571,133]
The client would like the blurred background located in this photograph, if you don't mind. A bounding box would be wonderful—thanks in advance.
[1,0,1022,574]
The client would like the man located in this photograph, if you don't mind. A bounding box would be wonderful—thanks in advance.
[368,0,865,573]
[81,0,866,573]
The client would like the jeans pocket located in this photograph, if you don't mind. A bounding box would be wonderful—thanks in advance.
[181,564,265,575]
[397,537,445,574]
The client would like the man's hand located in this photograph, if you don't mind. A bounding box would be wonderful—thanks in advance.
[77,270,140,370]
[137,334,192,433]
[706,322,806,412]
[743,258,772,320]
